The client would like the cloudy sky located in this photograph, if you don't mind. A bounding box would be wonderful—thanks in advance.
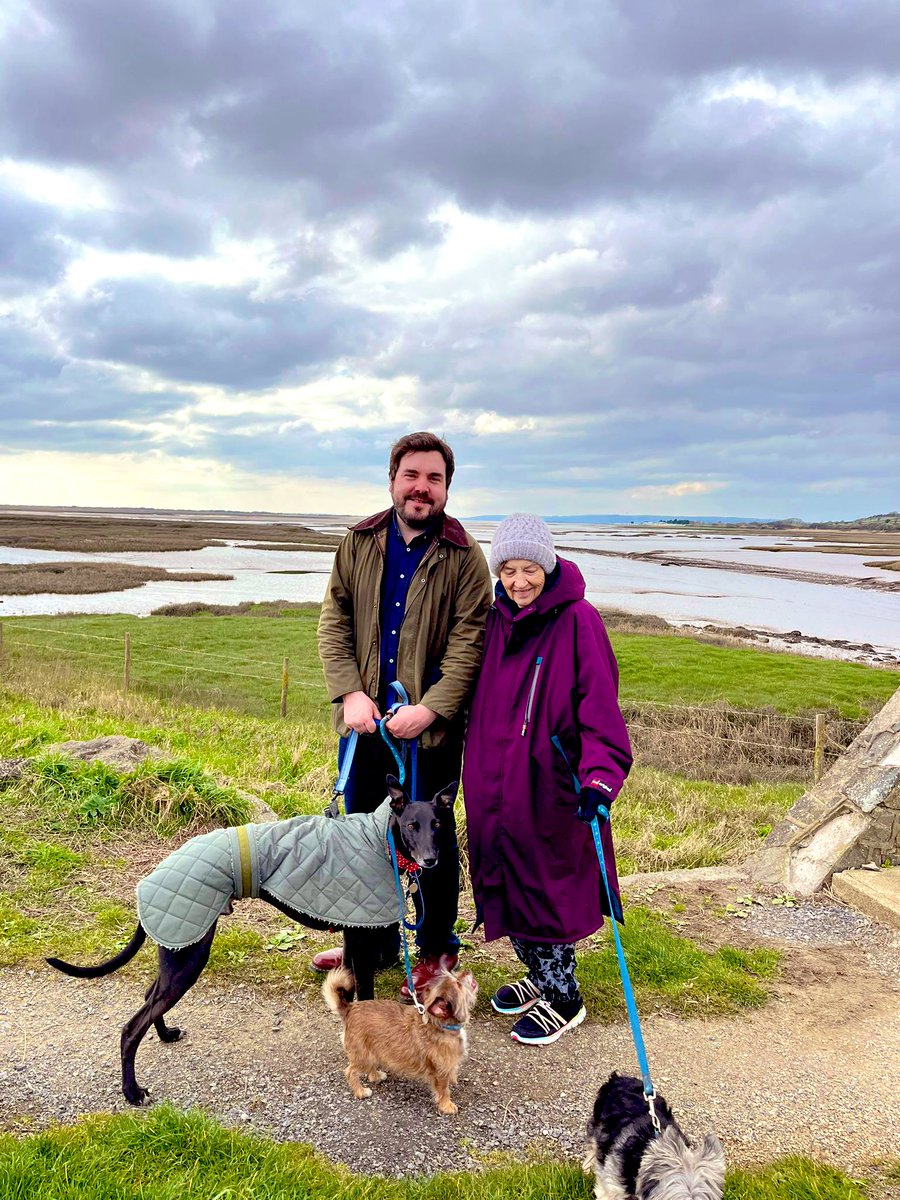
[1,1,898,520]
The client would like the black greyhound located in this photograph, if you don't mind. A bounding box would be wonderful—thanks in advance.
[47,777,455,1105]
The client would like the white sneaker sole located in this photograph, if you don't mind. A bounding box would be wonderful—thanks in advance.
[510,1005,586,1045]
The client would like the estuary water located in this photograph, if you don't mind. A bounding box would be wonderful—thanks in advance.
[1,521,898,659]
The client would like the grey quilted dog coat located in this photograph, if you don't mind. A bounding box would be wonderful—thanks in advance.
[136,800,398,950]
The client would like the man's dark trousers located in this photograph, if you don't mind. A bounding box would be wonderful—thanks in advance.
[338,732,461,959]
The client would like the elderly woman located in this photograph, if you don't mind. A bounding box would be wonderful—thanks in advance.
[462,513,632,1045]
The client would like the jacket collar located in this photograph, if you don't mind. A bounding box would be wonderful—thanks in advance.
[351,507,469,549]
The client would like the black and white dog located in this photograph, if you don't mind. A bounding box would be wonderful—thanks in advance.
[47,777,454,1106]
[585,1073,725,1200]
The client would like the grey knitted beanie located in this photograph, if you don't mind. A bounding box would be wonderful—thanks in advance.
[490,513,557,575]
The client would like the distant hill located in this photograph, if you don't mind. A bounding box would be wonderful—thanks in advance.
[471,513,767,525]
[758,513,900,532]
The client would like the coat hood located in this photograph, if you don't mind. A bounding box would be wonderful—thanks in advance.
[494,555,585,623]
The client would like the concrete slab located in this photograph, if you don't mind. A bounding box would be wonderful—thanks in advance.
[620,865,745,889]
[831,867,900,930]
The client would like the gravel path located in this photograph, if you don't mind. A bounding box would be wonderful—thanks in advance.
[2,892,898,1179]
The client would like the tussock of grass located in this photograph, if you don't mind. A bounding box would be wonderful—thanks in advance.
[725,1157,873,1199]
[612,769,803,874]
[0,1105,882,1199]
[150,599,322,616]
[0,686,334,809]
[577,907,779,1020]
[6,757,251,838]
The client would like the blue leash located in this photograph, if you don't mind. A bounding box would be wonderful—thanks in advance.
[590,809,660,1133]
[324,730,359,818]
[551,736,660,1133]
[329,683,426,1011]
[379,680,418,800]
[386,824,427,1018]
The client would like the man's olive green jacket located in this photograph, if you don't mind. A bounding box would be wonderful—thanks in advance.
[317,508,492,749]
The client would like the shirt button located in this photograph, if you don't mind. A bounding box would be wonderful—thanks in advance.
[389,658,394,663]
[400,574,405,579]
[392,630,397,635]
[395,602,401,607]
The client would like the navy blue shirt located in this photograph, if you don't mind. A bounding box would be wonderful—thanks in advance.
[379,514,434,706]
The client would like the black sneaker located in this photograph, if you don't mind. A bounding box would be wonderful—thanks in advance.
[491,976,542,1015]
[510,997,586,1045]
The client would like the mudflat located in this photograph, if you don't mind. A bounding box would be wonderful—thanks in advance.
[0,562,234,596]
[0,510,343,554]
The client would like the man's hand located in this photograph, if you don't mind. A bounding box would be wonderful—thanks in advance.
[385,703,437,740]
[342,691,382,734]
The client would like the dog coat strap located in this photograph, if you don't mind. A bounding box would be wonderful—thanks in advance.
[228,825,259,900]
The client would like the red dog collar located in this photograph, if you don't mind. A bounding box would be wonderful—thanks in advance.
[394,850,421,874]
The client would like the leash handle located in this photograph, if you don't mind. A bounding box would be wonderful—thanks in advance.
[325,729,360,817]
[379,680,419,801]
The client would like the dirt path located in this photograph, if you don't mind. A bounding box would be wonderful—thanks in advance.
[1,887,898,1180]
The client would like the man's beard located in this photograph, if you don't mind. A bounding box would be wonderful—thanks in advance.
[394,495,444,529]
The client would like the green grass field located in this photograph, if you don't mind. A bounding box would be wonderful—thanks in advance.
[2,611,895,720]
[0,1105,891,1200]
[1,612,897,1196]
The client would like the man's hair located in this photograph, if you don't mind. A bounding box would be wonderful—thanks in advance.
[388,431,455,486]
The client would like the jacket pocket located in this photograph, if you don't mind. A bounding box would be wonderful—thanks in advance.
[520,655,543,736]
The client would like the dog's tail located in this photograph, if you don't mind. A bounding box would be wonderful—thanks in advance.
[46,923,147,978]
[322,966,355,1019]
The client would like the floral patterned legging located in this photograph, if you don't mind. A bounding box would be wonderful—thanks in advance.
[509,937,580,1006]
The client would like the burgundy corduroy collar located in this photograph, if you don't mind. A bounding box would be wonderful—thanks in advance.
[351,507,469,548]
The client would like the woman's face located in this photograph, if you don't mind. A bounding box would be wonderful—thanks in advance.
[499,558,546,608]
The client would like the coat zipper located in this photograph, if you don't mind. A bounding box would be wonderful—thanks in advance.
[521,656,543,736]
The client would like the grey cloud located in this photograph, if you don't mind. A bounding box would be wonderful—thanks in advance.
[189,420,400,483]
[0,319,63,393]
[623,0,900,80]
[68,198,214,258]
[0,188,70,291]
[4,0,896,239]
[54,279,386,388]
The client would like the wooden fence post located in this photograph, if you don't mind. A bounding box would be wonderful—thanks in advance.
[123,632,131,693]
[813,712,826,783]
[280,657,289,718]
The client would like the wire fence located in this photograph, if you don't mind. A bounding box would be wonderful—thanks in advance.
[0,620,326,718]
[0,619,869,780]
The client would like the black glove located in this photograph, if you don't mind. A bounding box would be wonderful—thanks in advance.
[574,788,609,824]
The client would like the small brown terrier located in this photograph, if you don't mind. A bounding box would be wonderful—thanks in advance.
[323,965,478,1115]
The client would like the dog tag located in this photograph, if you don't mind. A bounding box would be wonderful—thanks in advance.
[407,881,418,895]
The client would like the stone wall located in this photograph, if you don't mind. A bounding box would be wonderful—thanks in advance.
[751,685,900,893]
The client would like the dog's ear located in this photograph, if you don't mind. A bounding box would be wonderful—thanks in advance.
[432,780,458,810]
[386,775,407,813]
[699,1132,726,1170]
[427,996,452,1019]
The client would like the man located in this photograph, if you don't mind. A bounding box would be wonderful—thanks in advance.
[315,431,492,997]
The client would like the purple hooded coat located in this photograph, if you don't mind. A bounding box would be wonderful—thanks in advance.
[462,557,632,944]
